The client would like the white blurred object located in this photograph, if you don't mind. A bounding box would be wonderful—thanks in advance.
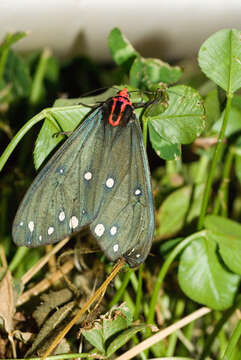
[0,0,240,61]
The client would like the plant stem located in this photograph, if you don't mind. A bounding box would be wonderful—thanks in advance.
[213,146,234,216]
[9,247,30,273]
[166,159,178,177]
[0,104,75,172]
[200,295,241,360]
[0,111,46,171]
[134,263,143,320]
[197,94,233,230]
[146,231,206,327]
[108,268,132,308]
[166,298,185,356]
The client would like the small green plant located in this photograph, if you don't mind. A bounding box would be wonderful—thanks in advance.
[0,28,241,359]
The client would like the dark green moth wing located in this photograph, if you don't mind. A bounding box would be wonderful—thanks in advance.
[12,109,104,247]
[89,118,154,266]
[12,107,154,267]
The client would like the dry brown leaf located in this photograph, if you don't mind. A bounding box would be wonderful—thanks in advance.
[25,301,75,357]
[13,330,33,343]
[0,267,15,334]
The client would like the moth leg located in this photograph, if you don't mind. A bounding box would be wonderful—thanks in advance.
[133,87,168,109]
[77,101,96,108]
[52,131,74,138]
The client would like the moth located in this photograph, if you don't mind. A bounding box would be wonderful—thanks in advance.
[12,88,155,267]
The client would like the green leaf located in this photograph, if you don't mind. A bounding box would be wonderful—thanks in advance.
[102,303,132,341]
[157,186,191,238]
[53,88,118,107]
[198,29,241,93]
[4,50,31,98]
[0,32,27,96]
[0,32,27,52]
[149,85,205,145]
[144,58,183,84]
[156,184,204,238]
[29,49,52,106]
[129,56,145,88]
[129,56,182,88]
[205,215,241,243]
[148,121,181,160]
[212,97,241,137]
[81,304,133,355]
[33,106,90,169]
[33,117,64,170]
[205,215,241,275]
[106,325,146,357]
[204,88,220,130]
[108,28,138,66]
[178,236,240,310]
[82,325,104,353]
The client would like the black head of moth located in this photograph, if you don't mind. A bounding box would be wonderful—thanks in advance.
[12,88,155,268]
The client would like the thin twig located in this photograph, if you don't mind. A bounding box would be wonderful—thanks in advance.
[17,260,74,306]
[21,237,69,285]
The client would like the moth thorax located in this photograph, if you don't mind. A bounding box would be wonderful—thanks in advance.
[103,97,135,127]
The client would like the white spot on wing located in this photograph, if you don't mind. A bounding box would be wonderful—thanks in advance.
[48,227,54,235]
[59,211,65,222]
[69,216,79,229]
[113,244,119,252]
[39,235,42,241]
[94,224,105,237]
[28,221,34,232]
[106,178,115,188]
[84,171,92,181]
[20,221,24,226]
[135,188,141,196]
[110,226,117,236]
[128,248,135,255]
[136,254,141,258]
